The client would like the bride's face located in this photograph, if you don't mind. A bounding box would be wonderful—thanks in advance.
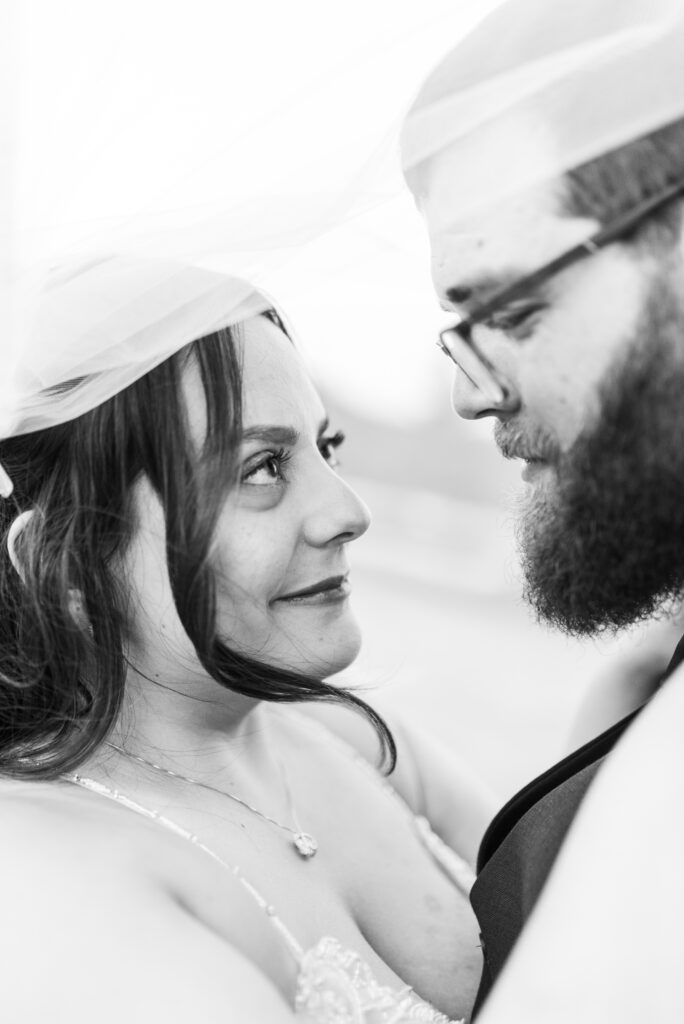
[126,315,370,683]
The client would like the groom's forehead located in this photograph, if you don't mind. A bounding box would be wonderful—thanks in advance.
[404,101,592,300]
[415,150,597,307]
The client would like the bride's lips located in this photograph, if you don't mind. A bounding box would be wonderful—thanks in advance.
[274,574,350,606]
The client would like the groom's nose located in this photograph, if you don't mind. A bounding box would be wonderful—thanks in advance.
[450,360,520,419]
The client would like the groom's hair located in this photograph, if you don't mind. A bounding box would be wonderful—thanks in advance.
[561,118,684,249]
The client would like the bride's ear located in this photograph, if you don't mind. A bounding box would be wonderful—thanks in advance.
[7,509,35,583]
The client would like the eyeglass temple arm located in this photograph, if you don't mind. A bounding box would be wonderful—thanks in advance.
[465,176,684,326]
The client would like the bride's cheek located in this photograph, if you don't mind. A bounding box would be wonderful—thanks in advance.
[212,536,271,618]
[235,481,287,511]
[212,505,297,625]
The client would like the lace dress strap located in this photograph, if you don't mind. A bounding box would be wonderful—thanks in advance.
[64,774,306,965]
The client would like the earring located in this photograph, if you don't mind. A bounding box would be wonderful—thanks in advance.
[0,461,13,499]
[7,510,35,580]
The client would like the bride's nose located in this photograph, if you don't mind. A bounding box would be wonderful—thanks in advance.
[303,472,371,548]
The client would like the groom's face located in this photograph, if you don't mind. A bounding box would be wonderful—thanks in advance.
[411,145,684,635]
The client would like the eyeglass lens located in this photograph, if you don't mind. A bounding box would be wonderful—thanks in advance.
[439,328,506,405]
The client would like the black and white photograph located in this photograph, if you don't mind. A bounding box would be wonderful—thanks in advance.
[1,1,683,1020]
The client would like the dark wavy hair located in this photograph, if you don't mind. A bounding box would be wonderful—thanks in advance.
[0,310,395,779]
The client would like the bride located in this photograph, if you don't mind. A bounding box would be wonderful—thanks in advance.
[0,262,494,1023]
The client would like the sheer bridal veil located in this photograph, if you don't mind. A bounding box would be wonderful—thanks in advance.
[0,0,500,462]
[3,0,684,476]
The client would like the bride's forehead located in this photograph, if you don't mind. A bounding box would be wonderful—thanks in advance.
[178,315,323,439]
[239,316,324,424]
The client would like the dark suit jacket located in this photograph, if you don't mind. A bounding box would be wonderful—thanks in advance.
[470,633,684,1018]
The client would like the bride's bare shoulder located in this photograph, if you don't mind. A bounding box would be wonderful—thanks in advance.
[0,777,150,864]
[0,779,297,1023]
[0,778,164,921]
[0,777,109,842]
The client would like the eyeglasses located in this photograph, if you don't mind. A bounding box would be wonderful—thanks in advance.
[437,176,684,406]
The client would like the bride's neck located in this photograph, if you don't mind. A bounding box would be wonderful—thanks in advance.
[106,661,275,781]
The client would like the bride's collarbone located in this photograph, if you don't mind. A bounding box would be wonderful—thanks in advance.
[160,811,474,1021]
[169,729,472,942]
[142,752,477,1018]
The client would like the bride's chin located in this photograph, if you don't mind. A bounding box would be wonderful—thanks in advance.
[289,623,364,681]
[324,635,363,680]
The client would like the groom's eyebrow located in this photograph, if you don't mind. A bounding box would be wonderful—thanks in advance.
[442,271,527,311]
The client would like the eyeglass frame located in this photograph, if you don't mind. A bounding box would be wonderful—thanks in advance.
[437,175,684,405]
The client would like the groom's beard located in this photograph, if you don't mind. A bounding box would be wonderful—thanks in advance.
[510,279,684,637]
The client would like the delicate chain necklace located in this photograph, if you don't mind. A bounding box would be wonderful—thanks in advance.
[105,742,318,859]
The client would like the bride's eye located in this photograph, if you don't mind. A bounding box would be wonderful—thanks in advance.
[242,447,292,486]
[318,430,345,469]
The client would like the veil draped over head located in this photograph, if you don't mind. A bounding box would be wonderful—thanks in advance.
[7,0,684,493]
[401,0,684,218]
[0,0,500,474]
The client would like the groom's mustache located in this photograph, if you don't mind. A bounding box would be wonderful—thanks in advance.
[493,421,560,464]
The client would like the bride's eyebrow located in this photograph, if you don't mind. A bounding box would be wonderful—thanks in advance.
[242,426,300,446]
[241,417,330,445]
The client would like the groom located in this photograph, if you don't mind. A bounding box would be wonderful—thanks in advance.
[403,0,684,1019]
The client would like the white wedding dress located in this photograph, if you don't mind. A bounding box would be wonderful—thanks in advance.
[68,728,475,1024]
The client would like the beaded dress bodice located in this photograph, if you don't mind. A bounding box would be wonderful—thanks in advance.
[67,725,474,1024]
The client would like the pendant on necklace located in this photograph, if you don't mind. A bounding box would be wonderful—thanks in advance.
[293,832,318,858]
